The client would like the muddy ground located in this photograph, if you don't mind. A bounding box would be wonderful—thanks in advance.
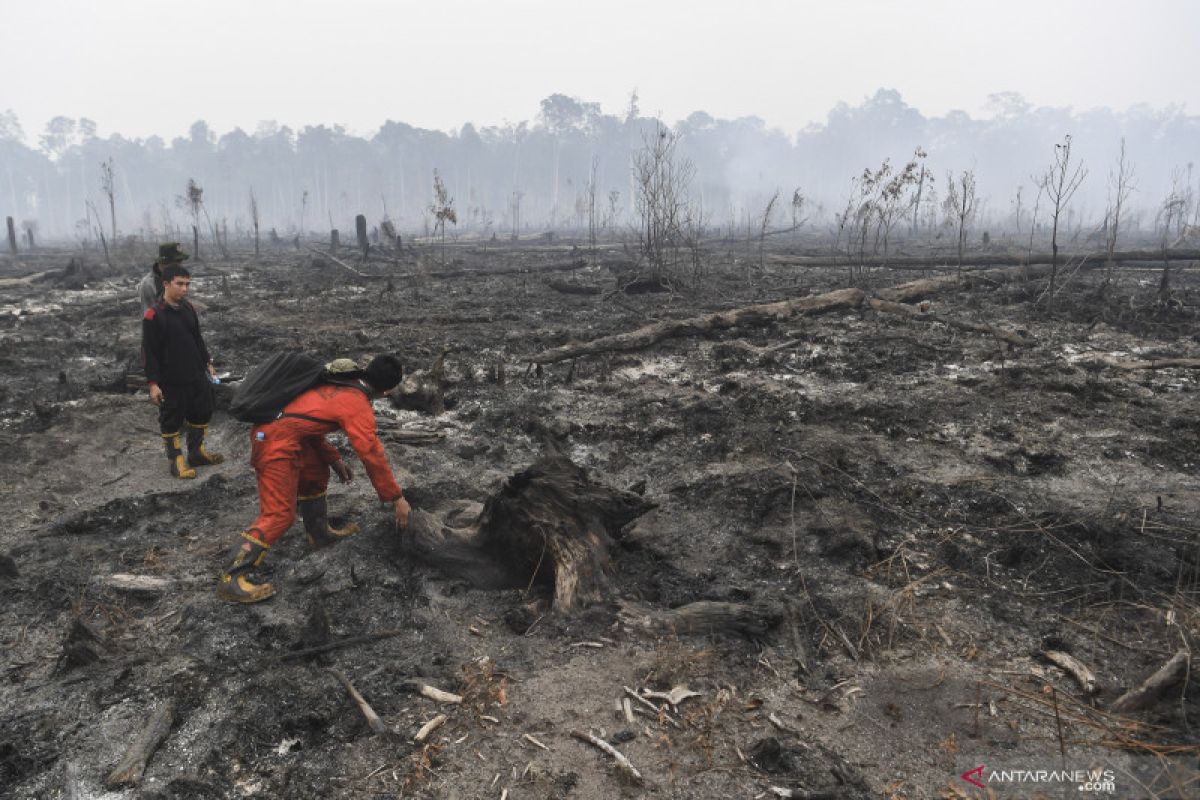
[1,239,1198,799]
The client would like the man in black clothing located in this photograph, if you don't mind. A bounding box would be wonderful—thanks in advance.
[141,263,224,478]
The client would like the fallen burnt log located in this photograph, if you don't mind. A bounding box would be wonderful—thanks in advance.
[105,700,174,788]
[768,247,1200,269]
[867,298,1034,347]
[1109,650,1190,714]
[873,263,1055,303]
[619,600,782,639]
[406,454,655,609]
[531,287,865,364]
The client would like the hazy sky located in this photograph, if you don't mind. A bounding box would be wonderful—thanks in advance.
[3,0,1198,142]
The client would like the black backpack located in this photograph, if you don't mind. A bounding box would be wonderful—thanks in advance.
[229,352,328,423]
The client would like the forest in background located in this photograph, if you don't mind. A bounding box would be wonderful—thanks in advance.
[1,89,1197,246]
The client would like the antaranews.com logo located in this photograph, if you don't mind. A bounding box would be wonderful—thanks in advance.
[961,764,1117,794]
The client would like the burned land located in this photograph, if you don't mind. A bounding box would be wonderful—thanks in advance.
[1,238,1199,799]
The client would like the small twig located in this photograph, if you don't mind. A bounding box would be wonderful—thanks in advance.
[414,714,447,743]
[400,679,463,705]
[327,668,389,735]
[1043,650,1100,696]
[623,686,681,728]
[523,733,550,751]
[570,729,644,785]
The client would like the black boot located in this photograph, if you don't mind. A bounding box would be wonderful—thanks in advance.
[187,423,225,467]
[162,431,196,479]
[299,494,360,548]
[215,534,275,603]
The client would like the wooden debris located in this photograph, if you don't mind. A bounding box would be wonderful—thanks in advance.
[532,287,865,364]
[1080,356,1200,371]
[307,246,374,278]
[622,697,635,724]
[873,262,1055,303]
[327,668,390,735]
[867,298,1034,347]
[400,679,463,705]
[1110,650,1190,713]
[1042,650,1100,696]
[641,685,701,708]
[103,574,172,597]
[768,248,1200,270]
[523,733,550,751]
[623,686,681,729]
[105,700,174,788]
[570,729,644,785]
[619,599,780,639]
[414,713,447,743]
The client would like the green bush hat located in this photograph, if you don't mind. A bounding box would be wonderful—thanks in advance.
[157,242,190,264]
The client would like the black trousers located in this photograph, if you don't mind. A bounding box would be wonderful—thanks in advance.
[157,379,214,434]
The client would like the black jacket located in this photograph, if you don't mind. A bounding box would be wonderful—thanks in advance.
[141,299,211,385]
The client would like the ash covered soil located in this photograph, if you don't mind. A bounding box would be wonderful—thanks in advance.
[1,243,1198,799]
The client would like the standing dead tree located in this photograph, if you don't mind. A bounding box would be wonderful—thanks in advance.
[1156,171,1190,302]
[909,148,931,236]
[790,188,807,240]
[430,169,456,267]
[874,150,925,261]
[85,200,112,269]
[943,170,977,275]
[1035,135,1087,300]
[586,156,599,256]
[757,190,780,274]
[99,157,117,243]
[632,124,695,289]
[179,179,204,259]
[1102,138,1135,292]
[249,189,261,258]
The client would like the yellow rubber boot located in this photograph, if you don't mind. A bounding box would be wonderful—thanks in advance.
[162,431,196,479]
[216,534,275,603]
[299,494,360,548]
[186,423,225,467]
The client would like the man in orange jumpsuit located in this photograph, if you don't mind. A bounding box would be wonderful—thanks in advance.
[217,355,411,603]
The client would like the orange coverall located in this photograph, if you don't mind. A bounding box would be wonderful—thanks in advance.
[245,382,403,546]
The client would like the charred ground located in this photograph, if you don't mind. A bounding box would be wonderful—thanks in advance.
[1,240,1198,799]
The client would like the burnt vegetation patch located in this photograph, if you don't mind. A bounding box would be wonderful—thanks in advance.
[2,240,1199,798]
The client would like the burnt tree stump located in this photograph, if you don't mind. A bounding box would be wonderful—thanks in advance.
[355,214,369,260]
[407,454,655,609]
[330,229,340,253]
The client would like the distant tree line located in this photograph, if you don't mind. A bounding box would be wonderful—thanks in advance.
[0,90,1197,248]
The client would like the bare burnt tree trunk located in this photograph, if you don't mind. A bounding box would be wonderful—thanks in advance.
[192,225,199,261]
[249,189,260,258]
[1037,135,1087,302]
[355,214,368,259]
[1103,138,1135,293]
[5,216,16,256]
[330,229,339,253]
